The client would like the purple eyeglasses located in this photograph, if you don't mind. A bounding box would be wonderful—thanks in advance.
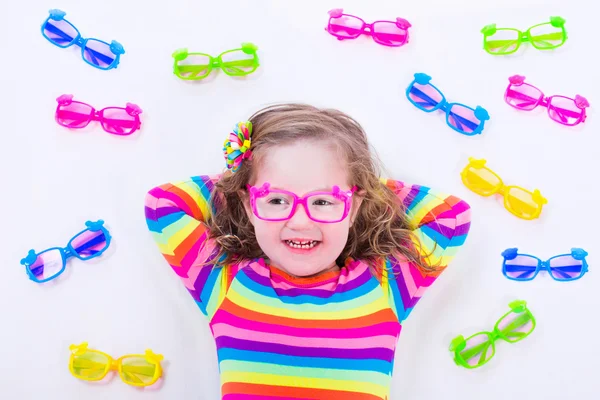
[247,182,358,223]
[325,8,411,47]
[504,75,589,126]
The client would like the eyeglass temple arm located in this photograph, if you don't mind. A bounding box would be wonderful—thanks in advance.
[176,58,256,74]
[72,358,157,376]
[44,22,117,65]
[486,32,564,50]
[506,263,582,279]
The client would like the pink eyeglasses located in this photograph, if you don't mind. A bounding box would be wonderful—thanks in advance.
[247,182,358,223]
[325,8,411,47]
[55,94,143,135]
[504,75,589,126]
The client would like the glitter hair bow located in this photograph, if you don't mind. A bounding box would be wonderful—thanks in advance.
[223,121,253,172]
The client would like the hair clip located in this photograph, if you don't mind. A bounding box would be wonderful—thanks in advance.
[223,121,253,172]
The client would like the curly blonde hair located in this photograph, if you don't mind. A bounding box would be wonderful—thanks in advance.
[207,104,435,275]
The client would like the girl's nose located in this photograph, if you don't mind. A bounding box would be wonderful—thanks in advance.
[286,203,313,228]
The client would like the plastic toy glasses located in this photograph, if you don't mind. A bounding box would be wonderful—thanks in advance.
[461,158,547,220]
[55,94,142,135]
[69,343,163,387]
[19,220,111,283]
[325,8,411,47]
[502,248,589,282]
[172,43,259,80]
[505,75,589,126]
[406,73,490,135]
[247,183,358,223]
[450,300,535,369]
[41,9,125,70]
[481,16,567,55]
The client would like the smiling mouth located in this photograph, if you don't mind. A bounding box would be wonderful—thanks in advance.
[283,240,320,249]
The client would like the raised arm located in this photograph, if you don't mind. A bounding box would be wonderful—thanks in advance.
[144,175,231,318]
[379,178,472,322]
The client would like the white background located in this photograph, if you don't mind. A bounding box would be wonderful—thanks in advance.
[0,0,598,399]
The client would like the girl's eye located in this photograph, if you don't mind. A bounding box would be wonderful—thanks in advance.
[267,198,287,205]
[313,199,333,206]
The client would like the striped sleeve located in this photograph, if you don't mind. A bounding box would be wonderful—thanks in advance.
[144,175,233,319]
[380,178,471,322]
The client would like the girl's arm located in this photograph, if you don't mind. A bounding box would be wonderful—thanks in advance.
[380,178,472,322]
[145,175,233,318]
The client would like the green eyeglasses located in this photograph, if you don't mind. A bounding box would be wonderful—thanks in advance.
[172,42,259,80]
[449,300,536,369]
[481,17,567,55]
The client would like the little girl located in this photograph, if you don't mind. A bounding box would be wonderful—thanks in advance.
[145,104,471,400]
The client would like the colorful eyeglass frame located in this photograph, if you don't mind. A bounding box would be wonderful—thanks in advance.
[172,43,259,81]
[406,73,490,135]
[450,300,536,369]
[19,220,111,283]
[247,183,358,223]
[55,94,143,135]
[502,248,589,282]
[481,16,567,55]
[325,8,411,47]
[505,75,589,127]
[41,9,125,70]
[69,342,163,387]
[461,158,547,220]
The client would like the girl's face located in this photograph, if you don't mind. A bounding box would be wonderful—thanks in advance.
[244,141,362,278]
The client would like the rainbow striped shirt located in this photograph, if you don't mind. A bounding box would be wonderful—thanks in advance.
[145,176,471,399]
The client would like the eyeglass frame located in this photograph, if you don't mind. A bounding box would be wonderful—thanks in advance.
[449,300,536,369]
[246,182,358,223]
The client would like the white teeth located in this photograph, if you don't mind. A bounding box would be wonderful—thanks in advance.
[285,240,318,249]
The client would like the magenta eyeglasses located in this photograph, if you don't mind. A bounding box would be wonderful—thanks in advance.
[247,182,358,223]
[55,94,143,135]
[325,8,411,47]
[504,75,589,127]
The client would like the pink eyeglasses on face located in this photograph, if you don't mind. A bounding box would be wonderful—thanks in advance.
[504,75,589,126]
[55,94,143,135]
[247,182,358,223]
[325,8,411,47]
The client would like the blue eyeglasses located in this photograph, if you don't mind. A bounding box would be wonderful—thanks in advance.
[406,73,490,136]
[41,9,125,70]
[501,247,589,282]
[20,220,112,283]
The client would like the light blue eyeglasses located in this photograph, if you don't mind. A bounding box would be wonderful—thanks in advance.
[41,9,125,70]
[406,73,490,136]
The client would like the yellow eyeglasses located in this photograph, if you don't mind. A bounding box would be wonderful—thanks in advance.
[68,342,164,387]
[461,158,547,220]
